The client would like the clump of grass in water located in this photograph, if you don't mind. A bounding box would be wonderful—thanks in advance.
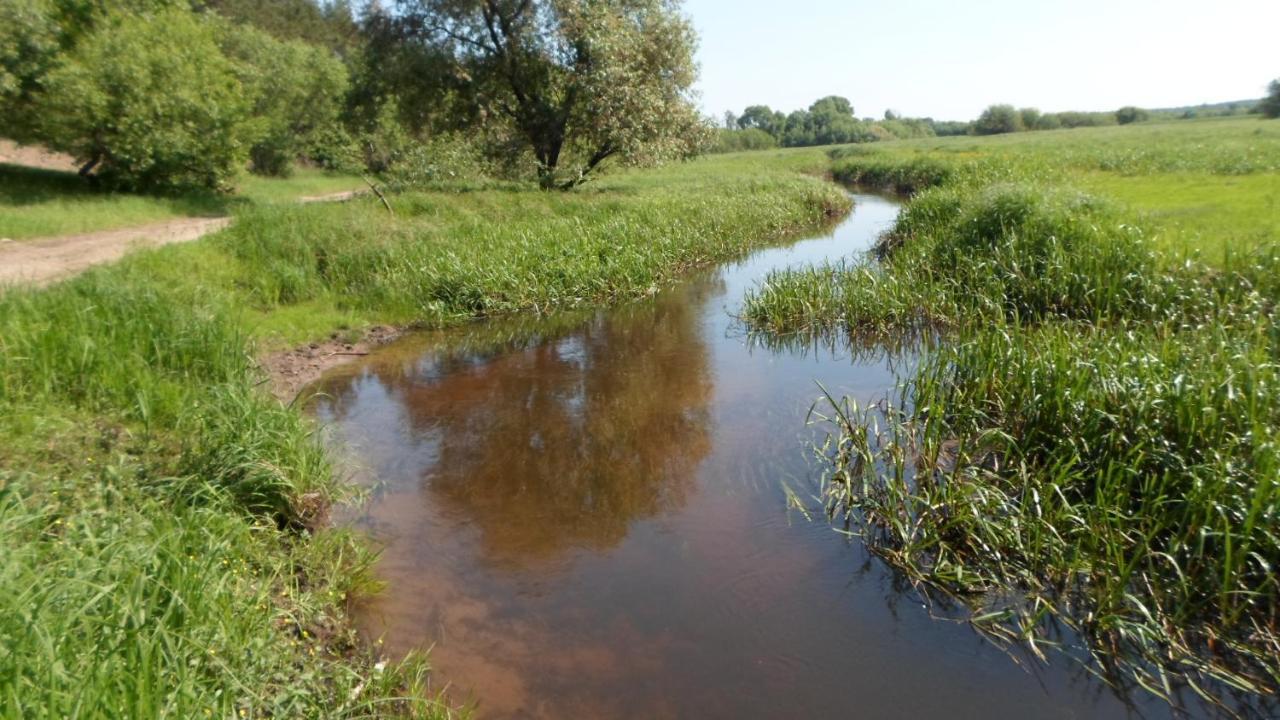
[814,311,1279,705]
[745,156,1280,707]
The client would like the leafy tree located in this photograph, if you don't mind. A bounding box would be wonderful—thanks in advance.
[397,0,709,189]
[36,8,252,191]
[1018,107,1041,130]
[973,104,1023,135]
[1260,79,1280,119]
[0,0,61,141]
[1034,113,1062,131]
[805,95,864,145]
[195,0,361,57]
[809,95,853,117]
[736,104,784,138]
[783,109,814,146]
[1115,105,1149,125]
[217,21,350,176]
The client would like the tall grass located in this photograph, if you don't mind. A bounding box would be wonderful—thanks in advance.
[744,130,1280,706]
[0,155,845,717]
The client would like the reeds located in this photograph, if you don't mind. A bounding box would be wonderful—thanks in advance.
[746,140,1280,706]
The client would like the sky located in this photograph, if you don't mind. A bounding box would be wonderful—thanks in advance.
[683,0,1280,122]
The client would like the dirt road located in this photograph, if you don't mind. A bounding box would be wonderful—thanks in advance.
[0,217,233,286]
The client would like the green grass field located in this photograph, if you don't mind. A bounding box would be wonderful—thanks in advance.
[744,117,1280,701]
[827,116,1280,262]
[0,154,844,718]
[0,163,367,240]
[3,117,1277,713]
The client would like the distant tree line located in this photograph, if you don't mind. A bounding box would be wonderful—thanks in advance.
[711,96,942,152]
[0,0,710,192]
[713,85,1276,152]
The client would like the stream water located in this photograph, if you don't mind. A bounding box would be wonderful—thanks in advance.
[307,193,1196,719]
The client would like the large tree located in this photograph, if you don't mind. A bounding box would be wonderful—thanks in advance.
[397,0,709,188]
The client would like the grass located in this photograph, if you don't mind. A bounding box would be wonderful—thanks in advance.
[0,163,366,240]
[0,153,846,717]
[827,116,1280,263]
[743,118,1280,706]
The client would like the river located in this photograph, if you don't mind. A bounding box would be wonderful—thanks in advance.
[306,192,1196,719]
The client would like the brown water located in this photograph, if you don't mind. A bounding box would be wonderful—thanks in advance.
[308,193,1204,719]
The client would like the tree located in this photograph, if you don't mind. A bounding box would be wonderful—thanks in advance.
[1115,105,1149,125]
[736,104,783,138]
[806,95,863,145]
[1018,107,1041,130]
[973,104,1023,135]
[217,21,350,176]
[1260,79,1280,119]
[722,110,737,130]
[0,0,61,141]
[397,0,709,189]
[809,95,853,117]
[36,8,252,192]
[196,0,362,57]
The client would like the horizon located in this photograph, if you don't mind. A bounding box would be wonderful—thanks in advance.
[685,0,1279,122]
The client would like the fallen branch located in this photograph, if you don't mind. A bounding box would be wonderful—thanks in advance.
[361,175,394,215]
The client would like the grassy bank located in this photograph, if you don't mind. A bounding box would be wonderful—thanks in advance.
[827,116,1279,262]
[743,120,1280,703]
[0,163,366,240]
[0,154,845,717]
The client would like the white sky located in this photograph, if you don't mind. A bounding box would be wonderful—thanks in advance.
[684,0,1280,121]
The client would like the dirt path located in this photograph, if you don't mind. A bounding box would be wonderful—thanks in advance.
[0,188,365,287]
[0,217,233,286]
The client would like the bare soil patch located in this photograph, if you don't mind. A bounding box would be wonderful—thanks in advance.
[261,325,403,403]
[0,139,79,173]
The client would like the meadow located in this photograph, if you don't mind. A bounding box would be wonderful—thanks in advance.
[743,117,1280,702]
[0,152,843,718]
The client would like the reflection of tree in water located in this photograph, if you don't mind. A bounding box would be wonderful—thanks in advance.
[379,288,714,567]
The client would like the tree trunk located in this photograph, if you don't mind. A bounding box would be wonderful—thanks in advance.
[78,153,101,178]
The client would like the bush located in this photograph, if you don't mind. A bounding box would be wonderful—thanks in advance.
[36,8,251,192]
[711,127,778,153]
[217,21,350,177]
[0,0,61,141]
[381,134,492,190]
[973,104,1023,135]
[1115,105,1149,125]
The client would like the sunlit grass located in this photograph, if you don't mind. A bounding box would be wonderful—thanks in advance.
[0,163,365,240]
[0,153,845,716]
[743,118,1280,705]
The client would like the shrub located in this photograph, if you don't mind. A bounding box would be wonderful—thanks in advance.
[0,0,60,141]
[381,133,492,190]
[973,104,1023,135]
[217,21,350,177]
[36,8,252,192]
[1115,105,1149,124]
[711,127,779,153]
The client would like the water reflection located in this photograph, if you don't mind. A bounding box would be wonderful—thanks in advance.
[308,192,1205,720]
[410,289,709,566]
